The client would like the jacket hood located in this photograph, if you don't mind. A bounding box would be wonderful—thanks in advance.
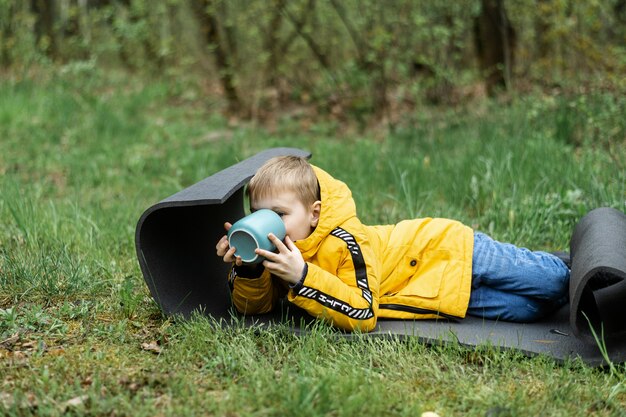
[295,165,357,258]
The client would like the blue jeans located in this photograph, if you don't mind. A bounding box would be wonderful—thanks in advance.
[466,232,570,322]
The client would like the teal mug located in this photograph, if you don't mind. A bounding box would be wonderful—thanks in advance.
[227,209,287,264]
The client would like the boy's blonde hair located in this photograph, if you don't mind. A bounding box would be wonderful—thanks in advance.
[247,156,320,207]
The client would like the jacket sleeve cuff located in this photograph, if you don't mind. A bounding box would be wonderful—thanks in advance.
[234,263,265,278]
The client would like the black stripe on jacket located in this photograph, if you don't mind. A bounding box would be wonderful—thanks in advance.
[296,227,374,320]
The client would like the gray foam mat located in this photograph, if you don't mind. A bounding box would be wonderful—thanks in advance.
[233,302,620,366]
[135,148,626,366]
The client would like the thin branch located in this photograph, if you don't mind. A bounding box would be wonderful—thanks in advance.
[280,0,330,71]
[328,0,368,66]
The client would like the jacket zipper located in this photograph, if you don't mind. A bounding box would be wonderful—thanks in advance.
[379,303,459,322]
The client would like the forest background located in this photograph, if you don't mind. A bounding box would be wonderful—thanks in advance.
[3,0,626,128]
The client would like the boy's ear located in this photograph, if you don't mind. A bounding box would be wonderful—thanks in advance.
[310,200,322,227]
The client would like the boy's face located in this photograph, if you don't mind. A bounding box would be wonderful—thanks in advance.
[251,191,321,241]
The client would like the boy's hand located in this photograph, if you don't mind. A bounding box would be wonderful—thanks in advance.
[257,234,305,285]
[215,222,243,266]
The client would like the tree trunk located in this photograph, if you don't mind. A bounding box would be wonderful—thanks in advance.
[329,0,389,117]
[1,2,15,67]
[264,0,286,89]
[64,0,80,38]
[616,0,626,21]
[473,0,516,96]
[219,1,237,69]
[191,0,242,115]
[31,0,57,59]
[535,0,552,62]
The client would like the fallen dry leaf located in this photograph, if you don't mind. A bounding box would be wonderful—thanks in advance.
[63,395,89,409]
[0,333,20,348]
[20,340,45,352]
[81,376,93,388]
[0,391,38,409]
[46,346,65,357]
[141,341,162,354]
[11,350,27,360]
[154,393,172,407]
[0,392,14,408]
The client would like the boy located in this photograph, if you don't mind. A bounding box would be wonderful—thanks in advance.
[216,156,570,332]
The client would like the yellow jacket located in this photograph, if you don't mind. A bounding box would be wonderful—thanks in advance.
[230,165,474,332]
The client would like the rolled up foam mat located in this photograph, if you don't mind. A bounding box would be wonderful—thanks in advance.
[135,148,312,317]
[569,207,626,344]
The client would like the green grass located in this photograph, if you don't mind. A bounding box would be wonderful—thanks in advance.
[1,70,625,416]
